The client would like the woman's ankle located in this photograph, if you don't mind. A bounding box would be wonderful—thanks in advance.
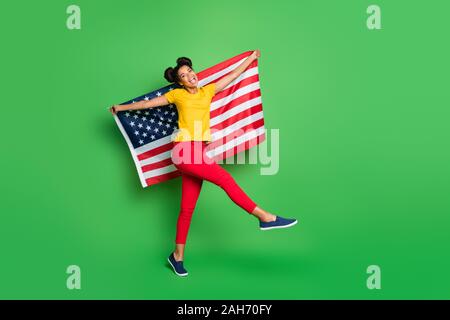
[257,213,276,222]
[173,251,183,262]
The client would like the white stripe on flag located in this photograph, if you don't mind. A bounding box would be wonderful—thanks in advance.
[198,57,248,86]
[141,125,266,179]
[142,164,177,180]
[206,126,266,158]
[139,150,172,166]
[211,111,265,140]
[210,96,262,127]
[210,70,260,112]
[135,135,172,155]
[138,112,265,170]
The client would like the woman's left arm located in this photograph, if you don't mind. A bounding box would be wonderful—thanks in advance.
[213,50,261,94]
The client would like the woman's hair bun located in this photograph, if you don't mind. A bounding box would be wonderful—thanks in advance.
[176,57,192,68]
[164,66,176,83]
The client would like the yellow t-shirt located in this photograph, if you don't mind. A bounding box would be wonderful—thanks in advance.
[163,83,216,142]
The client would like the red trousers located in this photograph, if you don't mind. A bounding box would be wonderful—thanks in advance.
[171,141,258,244]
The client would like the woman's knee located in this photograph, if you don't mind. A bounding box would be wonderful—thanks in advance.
[179,207,195,216]
[214,170,236,188]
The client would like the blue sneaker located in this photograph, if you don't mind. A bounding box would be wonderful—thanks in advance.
[259,215,298,230]
[167,253,188,277]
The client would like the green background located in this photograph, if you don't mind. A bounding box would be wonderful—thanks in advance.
[1,0,449,299]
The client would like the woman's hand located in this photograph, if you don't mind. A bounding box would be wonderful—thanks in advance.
[216,50,261,92]
[251,49,261,60]
[109,105,119,115]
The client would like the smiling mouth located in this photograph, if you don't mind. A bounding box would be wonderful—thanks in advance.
[189,78,196,84]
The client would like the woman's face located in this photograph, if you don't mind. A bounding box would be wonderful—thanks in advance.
[177,65,198,88]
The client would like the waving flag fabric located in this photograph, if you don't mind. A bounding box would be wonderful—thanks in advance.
[113,51,266,188]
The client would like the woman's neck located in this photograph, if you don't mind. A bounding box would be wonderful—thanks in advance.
[184,86,199,94]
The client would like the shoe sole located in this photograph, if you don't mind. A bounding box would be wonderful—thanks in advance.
[167,257,188,277]
[260,220,298,231]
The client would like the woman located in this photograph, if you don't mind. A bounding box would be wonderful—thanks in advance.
[109,50,297,277]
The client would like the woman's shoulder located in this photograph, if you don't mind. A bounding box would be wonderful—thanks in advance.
[163,87,184,104]
[200,83,216,97]
[201,82,215,89]
[164,87,184,98]
[169,87,184,94]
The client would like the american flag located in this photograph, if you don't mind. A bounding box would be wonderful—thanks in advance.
[113,50,266,188]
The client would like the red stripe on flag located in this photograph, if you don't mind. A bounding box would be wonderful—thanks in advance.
[137,141,173,161]
[211,132,266,162]
[145,170,181,187]
[211,104,263,131]
[141,157,174,173]
[210,72,260,103]
[196,51,254,81]
[208,119,265,150]
[210,88,261,119]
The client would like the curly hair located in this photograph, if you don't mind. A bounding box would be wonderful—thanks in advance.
[163,57,193,84]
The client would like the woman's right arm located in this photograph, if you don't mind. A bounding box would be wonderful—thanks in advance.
[109,95,169,114]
